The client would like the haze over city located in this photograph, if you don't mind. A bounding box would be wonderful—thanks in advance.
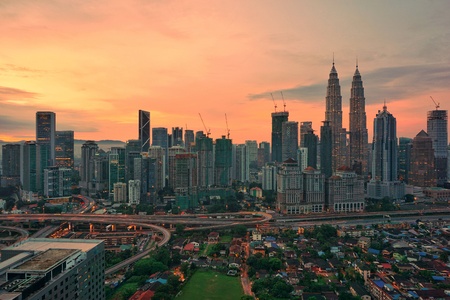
[1,0,449,143]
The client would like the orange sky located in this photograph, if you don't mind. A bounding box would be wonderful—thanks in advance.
[1,1,449,144]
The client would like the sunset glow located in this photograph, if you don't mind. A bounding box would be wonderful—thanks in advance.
[1,0,449,144]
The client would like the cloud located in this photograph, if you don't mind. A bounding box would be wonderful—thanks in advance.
[247,64,450,104]
[0,86,38,102]
[0,115,34,130]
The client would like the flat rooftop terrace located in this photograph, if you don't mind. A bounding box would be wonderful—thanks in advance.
[14,249,77,271]
[4,238,102,253]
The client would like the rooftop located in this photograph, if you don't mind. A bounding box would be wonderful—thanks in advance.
[14,249,78,271]
[4,238,102,253]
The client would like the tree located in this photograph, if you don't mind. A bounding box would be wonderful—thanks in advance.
[440,252,449,263]
[241,296,254,300]
[175,224,185,235]
[133,258,168,276]
[154,247,171,265]
[232,225,248,237]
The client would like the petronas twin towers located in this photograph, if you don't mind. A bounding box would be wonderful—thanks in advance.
[325,60,368,175]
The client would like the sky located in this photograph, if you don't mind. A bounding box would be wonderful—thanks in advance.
[1,0,449,144]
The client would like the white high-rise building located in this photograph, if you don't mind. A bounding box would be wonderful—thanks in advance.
[128,179,141,205]
[297,147,308,172]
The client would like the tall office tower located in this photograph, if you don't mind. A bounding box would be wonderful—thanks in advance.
[36,111,56,165]
[196,135,214,188]
[21,141,38,192]
[44,166,72,197]
[174,153,197,195]
[367,104,404,199]
[245,141,258,182]
[257,141,271,168]
[80,141,98,195]
[128,179,141,205]
[235,144,248,182]
[303,129,318,169]
[0,238,105,300]
[152,127,169,173]
[282,121,299,161]
[261,163,277,191]
[168,146,186,189]
[113,182,127,203]
[303,167,325,213]
[152,127,169,148]
[139,110,150,152]
[125,139,141,183]
[245,140,258,169]
[325,62,345,171]
[297,148,308,171]
[398,137,412,183]
[108,147,125,195]
[276,158,303,214]
[409,130,436,187]
[172,127,184,147]
[427,109,448,186]
[348,64,368,175]
[148,146,166,191]
[214,136,233,187]
[184,129,195,152]
[36,112,56,192]
[55,130,74,168]
[271,111,289,163]
[320,121,333,178]
[326,166,364,213]
[300,121,313,147]
[1,144,21,187]
[134,155,157,203]
[371,104,397,182]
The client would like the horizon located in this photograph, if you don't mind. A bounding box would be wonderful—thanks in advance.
[1,1,449,144]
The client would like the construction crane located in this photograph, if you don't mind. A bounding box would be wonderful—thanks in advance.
[271,93,277,112]
[281,91,286,112]
[430,96,440,110]
[225,113,230,139]
[198,113,211,137]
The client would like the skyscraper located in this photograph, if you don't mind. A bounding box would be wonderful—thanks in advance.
[1,144,21,187]
[21,141,38,192]
[409,130,436,187]
[349,64,368,175]
[152,127,169,148]
[139,110,150,152]
[398,137,412,183]
[282,121,299,161]
[271,111,289,163]
[235,144,248,182]
[55,130,74,168]
[80,140,98,195]
[303,129,318,169]
[300,121,313,147]
[36,111,56,165]
[214,136,232,186]
[325,62,345,171]
[367,103,404,200]
[172,127,184,147]
[427,109,448,186]
[184,129,195,152]
[371,103,397,182]
[196,135,214,188]
[320,121,332,178]
[36,111,56,192]
[257,141,271,168]
[109,147,126,195]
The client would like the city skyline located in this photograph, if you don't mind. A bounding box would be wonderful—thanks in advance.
[1,1,450,144]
